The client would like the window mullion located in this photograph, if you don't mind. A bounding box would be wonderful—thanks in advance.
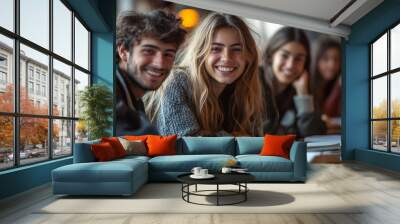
[13,0,21,167]
[387,30,391,152]
[49,0,54,160]
[370,45,373,149]
[71,11,76,154]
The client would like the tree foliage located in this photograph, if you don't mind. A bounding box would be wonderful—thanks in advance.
[79,84,113,140]
[0,85,59,150]
[372,99,400,141]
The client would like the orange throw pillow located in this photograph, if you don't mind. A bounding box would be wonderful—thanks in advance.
[101,137,126,158]
[260,134,296,159]
[91,142,117,161]
[146,135,177,157]
[124,135,148,142]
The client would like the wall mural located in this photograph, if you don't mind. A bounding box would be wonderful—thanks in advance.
[114,0,342,140]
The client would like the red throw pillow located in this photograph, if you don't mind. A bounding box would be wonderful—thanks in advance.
[91,142,117,161]
[260,134,296,159]
[101,137,126,158]
[146,135,177,157]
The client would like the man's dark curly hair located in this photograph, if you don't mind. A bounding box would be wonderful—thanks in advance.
[116,10,186,62]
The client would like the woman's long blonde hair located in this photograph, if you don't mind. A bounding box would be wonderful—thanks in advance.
[146,13,265,136]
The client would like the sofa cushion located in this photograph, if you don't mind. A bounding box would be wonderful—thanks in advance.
[260,134,296,159]
[118,137,147,156]
[53,158,148,183]
[115,155,150,163]
[147,135,177,157]
[73,139,100,163]
[101,137,127,158]
[91,142,118,161]
[236,155,293,172]
[178,137,235,155]
[124,135,148,142]
[148,154,235,172]
[236,137,264,155]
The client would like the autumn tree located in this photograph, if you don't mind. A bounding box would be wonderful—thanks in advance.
[372,100,387,140]
[0,84,59,151]
[0,85,14,149]
[372,99,400,144]
[391,99,400,143]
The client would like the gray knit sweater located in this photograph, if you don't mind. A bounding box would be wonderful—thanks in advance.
[154,70,201,136]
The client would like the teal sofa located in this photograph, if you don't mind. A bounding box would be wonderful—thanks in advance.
[52,137,307,196]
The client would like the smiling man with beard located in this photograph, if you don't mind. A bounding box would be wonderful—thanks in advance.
[116,10,186,135]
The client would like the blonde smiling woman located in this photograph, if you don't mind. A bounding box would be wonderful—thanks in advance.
[145,13,265,136]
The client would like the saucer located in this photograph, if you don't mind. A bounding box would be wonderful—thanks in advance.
[190,174,215,179]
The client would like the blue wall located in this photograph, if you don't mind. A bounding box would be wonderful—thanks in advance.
[344,0,400,171]
[0,158,72,199]
[0,0,115,200]
[92,33,115,136]
[92,33,114,87]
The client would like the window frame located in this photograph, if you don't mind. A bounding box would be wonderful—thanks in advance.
[370,20,400,154]
[0,0,92,171]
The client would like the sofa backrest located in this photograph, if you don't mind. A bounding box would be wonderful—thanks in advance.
[235,137,264,155]
[73,139,100,163]
[177,137,235,155]
[74,136,269,162]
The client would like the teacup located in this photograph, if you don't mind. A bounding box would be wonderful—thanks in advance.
[199,168,208,176]
[221,167,232,174]
[191,167,202,176]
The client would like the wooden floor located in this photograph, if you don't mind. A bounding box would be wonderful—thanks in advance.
[1,153,400,224]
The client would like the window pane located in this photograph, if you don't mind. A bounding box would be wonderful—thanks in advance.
[391,24,400,70]
[20,44,49,115]
[53,0,72,60]
[74,18,89,70]
[0,116,13,170]
[74,69,89,118]
[372,33,387,76]
[372,77,387,119]
[391,120,400,153]
[20,117,49,165]
[20,0,49,49]
[0,0,14,31]
[0,35,14,112]
[53,119,72,158]
[372,121,387,151]
[53,59,72,117]
[391,72,400,118]
[75,120,88,143]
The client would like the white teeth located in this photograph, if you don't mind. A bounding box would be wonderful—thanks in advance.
[217,66,234,72]
[147,70,162,77]
[282,71,293,76]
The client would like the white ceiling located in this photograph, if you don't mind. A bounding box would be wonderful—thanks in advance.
[226,0,352,23]
[167,0,384,38]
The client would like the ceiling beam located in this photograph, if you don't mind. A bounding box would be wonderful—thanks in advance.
[330,0,368,27]
[166,0,351,38]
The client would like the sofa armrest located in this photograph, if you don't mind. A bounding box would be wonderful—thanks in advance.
[73,140,100,163]
[289,141,307,181]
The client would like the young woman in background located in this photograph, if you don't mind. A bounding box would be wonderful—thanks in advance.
[261,27,326,137]
[311,37,342,133]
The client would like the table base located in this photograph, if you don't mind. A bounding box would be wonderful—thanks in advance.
[181,183,249,206]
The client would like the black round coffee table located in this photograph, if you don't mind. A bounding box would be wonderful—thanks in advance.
[177,173,255,206]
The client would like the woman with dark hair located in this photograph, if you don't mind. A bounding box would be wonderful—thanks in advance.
[311,37,342,132]
[261,27,326,137]
[145,13,265,136]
